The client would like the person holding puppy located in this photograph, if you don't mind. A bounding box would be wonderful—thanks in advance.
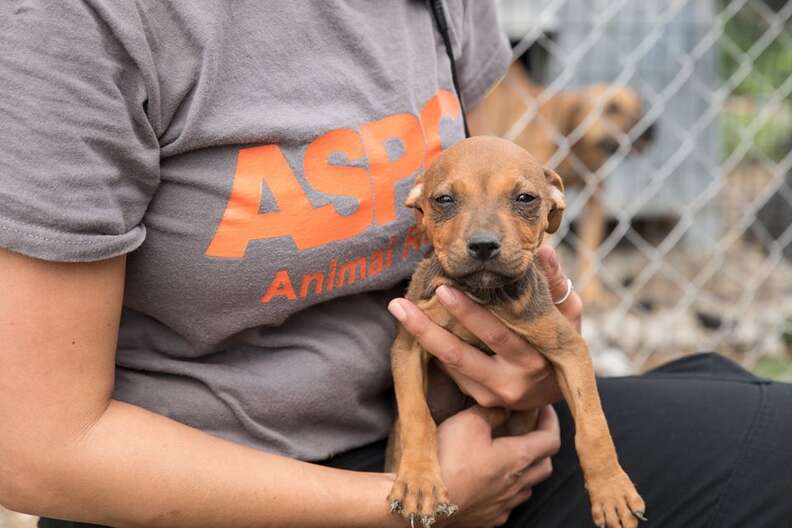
[1,2,790,528]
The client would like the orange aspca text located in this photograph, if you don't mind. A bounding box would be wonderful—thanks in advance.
[205,90,460,258]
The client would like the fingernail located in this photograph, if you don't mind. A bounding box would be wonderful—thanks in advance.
[436,285,457,306]
[388,299,407,322]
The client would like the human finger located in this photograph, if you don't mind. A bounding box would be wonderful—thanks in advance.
[493,406,561,469]
[435,286,562,409]
[515,457,553,490]
[502,486,534,513]
[536,245,582,330]
[460,404,511,432]
[389,298,560,409]
[434,285,535,364]
[535,404,561,438]
[388,298,502,386]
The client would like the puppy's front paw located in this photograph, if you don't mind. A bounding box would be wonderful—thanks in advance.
[589,470,645,528]
[387,470,457,527]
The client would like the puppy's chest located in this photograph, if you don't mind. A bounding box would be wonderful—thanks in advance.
[420,303,505,423]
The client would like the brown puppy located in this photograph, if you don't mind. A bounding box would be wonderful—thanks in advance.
[386,136,644,528]
[478,62,654,304]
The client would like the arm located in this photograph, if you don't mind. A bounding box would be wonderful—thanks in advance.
[0,248,559,528]
[0,248,402,528]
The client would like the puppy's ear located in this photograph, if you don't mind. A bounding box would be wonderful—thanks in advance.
[544,168,565,233]
[404,175,427,232]
[404,179,424,210]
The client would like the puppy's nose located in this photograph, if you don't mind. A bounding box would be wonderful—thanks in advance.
[467,233,501,261]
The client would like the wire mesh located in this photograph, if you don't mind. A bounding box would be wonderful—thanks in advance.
[495,0,792,374]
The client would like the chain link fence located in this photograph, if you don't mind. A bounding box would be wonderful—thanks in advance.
[495,0,792,375]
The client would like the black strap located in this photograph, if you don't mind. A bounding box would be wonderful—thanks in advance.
[428,0,470,138]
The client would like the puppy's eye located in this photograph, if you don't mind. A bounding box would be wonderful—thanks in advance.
[515,193,537,204]
[605,101,620,115]
[434,195,455,204]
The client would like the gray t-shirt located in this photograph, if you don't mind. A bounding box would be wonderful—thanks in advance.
[0,0,510,460]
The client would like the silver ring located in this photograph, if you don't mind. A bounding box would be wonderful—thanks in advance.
[554,278,574,305]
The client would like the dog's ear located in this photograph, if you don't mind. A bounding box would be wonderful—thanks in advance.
[562,95,584,137]
[404,178,424,210]
[404,175,426,232]
[544,168,565,233]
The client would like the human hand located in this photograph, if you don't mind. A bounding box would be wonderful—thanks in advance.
[438,405,560,527]
[388,246,581,411]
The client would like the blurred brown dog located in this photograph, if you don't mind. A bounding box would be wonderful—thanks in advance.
[386,136,644,528]
[478,62,654,304]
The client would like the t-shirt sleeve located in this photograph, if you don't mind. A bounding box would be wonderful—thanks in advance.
[0,1,159,262]
[448,0,513,109]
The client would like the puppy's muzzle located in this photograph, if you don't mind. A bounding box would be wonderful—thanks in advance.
[467,232,501,261]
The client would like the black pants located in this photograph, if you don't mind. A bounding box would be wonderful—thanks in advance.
[40,353,792,527]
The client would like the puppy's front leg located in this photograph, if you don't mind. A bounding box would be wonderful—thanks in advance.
[387,327,456,526]
[503,310,645,528]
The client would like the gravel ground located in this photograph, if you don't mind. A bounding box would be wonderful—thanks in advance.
[562,240,792,375]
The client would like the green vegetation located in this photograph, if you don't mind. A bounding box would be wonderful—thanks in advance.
[719,1,792,98]
[719,0,792,162]
[752,315,792,381]
[721,109,792,162]
[753,355,792,381]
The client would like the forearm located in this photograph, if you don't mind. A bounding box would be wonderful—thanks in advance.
[14,400,401,528]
